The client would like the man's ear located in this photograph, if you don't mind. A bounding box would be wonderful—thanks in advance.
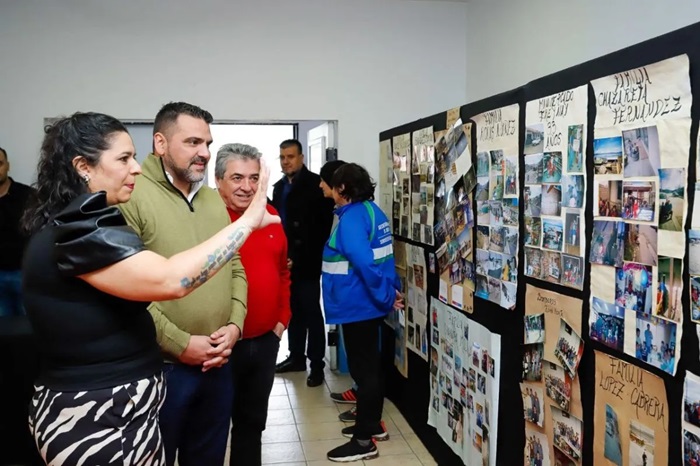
[153,132,167,156]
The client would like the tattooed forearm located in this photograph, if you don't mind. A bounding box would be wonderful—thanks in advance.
[180,226,251,289]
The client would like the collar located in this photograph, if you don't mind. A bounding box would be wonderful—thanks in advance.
[141,154,205,202]
[165,169,205,202]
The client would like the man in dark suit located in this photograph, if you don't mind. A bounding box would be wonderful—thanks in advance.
[272,139,334,386]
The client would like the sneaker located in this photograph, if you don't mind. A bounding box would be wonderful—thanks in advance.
[331,388,358,404]
[327,438,378,462]
[341,421,389,441]
[338,406,357,423]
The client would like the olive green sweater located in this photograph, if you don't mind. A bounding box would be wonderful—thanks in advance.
[119,154,247,359]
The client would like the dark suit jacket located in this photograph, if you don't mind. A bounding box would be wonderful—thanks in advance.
[272,166,334,279]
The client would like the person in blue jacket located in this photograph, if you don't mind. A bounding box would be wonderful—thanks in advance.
[321,163,402,462]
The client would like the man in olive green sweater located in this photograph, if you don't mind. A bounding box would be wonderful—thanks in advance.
[120,102,247,466]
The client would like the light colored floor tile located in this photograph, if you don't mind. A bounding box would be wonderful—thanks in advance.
[389,411,415,436]
[262,424,300,444]
[364,453,423,465]
[289,393,338,408]
[268,395,292,410]
[270,383,288,395]
[302,439,348,462]
[381,418,400,436]
[307,460,344,466]
[293,407,344,424]
[261,441,305,464]
[403,433,431,457]
[266,408,295,426]
[297,421,347,441]
[418,453,438,465]
[376,435,412,456]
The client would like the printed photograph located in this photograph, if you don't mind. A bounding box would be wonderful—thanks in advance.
[542,251,562,285]
[476,151,490,177]
[502,198,519,227]
[490,149,504,174]
[524,313,545,344]
[692,276,700,322]
[490,174,504,201]
[629,420,654,466]
[524,185,542,217]
[522,342,543,382]
[691,230,700,275]
[490,201,504,227]
[622,181,656,223]
[554,319,584,377]
[544,361,572,412]
[504,156,518,197]
[589,297,625,351]
[594,136,623,175]
[475,176,490,202]
[683,372,700,429]
[597,179,623,218]
[659,167,686,231]
[561,254,583,289]
[624,223,658,267]
[520,382,544,427]
[615,262,654,314]
[567,124,584,173]
[475,248,490,276]
[476,225,490,250]
[504,226,519,256]
[489,225,505,253]
[477,373,486,394]
[552,406,583,461]
[525,217,542,248]
[684,429,700,466]
[525,429,550,466]
[604,403,623,466]
[541,184,562,216]
[562,174,584,209]
[656,257,682,322]
[590,220,624,267]
[542,151,563,183]
[476,200,490,226]
[525,247,543,279]
[564,212,580,256]
[485,252,503,279]
[524,123,545,155]
[501,254,517,283]
[487,276,502,305]
[634,313,677,374]
[501,281,517,309]
[542,218,564,252]
[622,125,660,178]
[554,445,577,466]
[524,153,544,185]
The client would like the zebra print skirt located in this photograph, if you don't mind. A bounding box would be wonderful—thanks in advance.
[28,373,166,466]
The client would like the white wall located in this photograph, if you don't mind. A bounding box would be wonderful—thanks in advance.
[0,0,468,185]
[297,120,329,164]
[465,0,700,101]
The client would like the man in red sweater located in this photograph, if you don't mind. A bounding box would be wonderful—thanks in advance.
[215,143,291,465]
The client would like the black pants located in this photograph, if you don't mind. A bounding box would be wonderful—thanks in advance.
[230,331,281,466]
[342,317,384,440]
[288,277,326,370]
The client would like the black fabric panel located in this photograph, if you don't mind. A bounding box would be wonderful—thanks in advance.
[380,21,700,466]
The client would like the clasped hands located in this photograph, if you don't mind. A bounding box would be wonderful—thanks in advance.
[179,324,241,372]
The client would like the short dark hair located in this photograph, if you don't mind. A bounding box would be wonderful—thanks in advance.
[0,147,6,161]
[319,160,347,184]
[153,102,213,136]
[279,139,302,154]
[331,163,376,202]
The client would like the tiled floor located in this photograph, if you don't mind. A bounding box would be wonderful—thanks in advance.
[223,367,437,465]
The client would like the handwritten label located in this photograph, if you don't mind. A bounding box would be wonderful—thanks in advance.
[538,91,573,149]
[598,355,667,431]
[478,109,517,142]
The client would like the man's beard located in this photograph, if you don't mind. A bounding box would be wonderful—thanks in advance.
[164,153,207,184]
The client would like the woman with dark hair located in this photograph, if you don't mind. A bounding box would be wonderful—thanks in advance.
[21,112,277,465]
[321,163,402,462]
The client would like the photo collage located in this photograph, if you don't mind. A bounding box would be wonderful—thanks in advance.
[433,119,477,310]
[684,372,700,466]
[590,123,685,375]
[392,132,412,237]
[411,127,436,245]
[523,86,587,290]
[428,299,501,466]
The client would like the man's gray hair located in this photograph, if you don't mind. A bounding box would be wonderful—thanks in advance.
[215,143,262,179]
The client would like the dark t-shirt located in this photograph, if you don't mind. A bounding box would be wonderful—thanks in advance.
[22,193,161,391]
[0,178,35,270]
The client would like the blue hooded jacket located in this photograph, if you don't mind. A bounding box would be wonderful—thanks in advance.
[321,200,399,324]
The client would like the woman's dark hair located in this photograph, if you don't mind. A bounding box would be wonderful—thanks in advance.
[330,163,376,202]
[22,112,128,234]
[319,160,347,184]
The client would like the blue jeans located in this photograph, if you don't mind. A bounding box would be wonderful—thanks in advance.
[230,331,281,465]
[159,362,233,466]
[0,269,23,317]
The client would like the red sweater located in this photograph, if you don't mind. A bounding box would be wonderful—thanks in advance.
[227,205,291,339]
